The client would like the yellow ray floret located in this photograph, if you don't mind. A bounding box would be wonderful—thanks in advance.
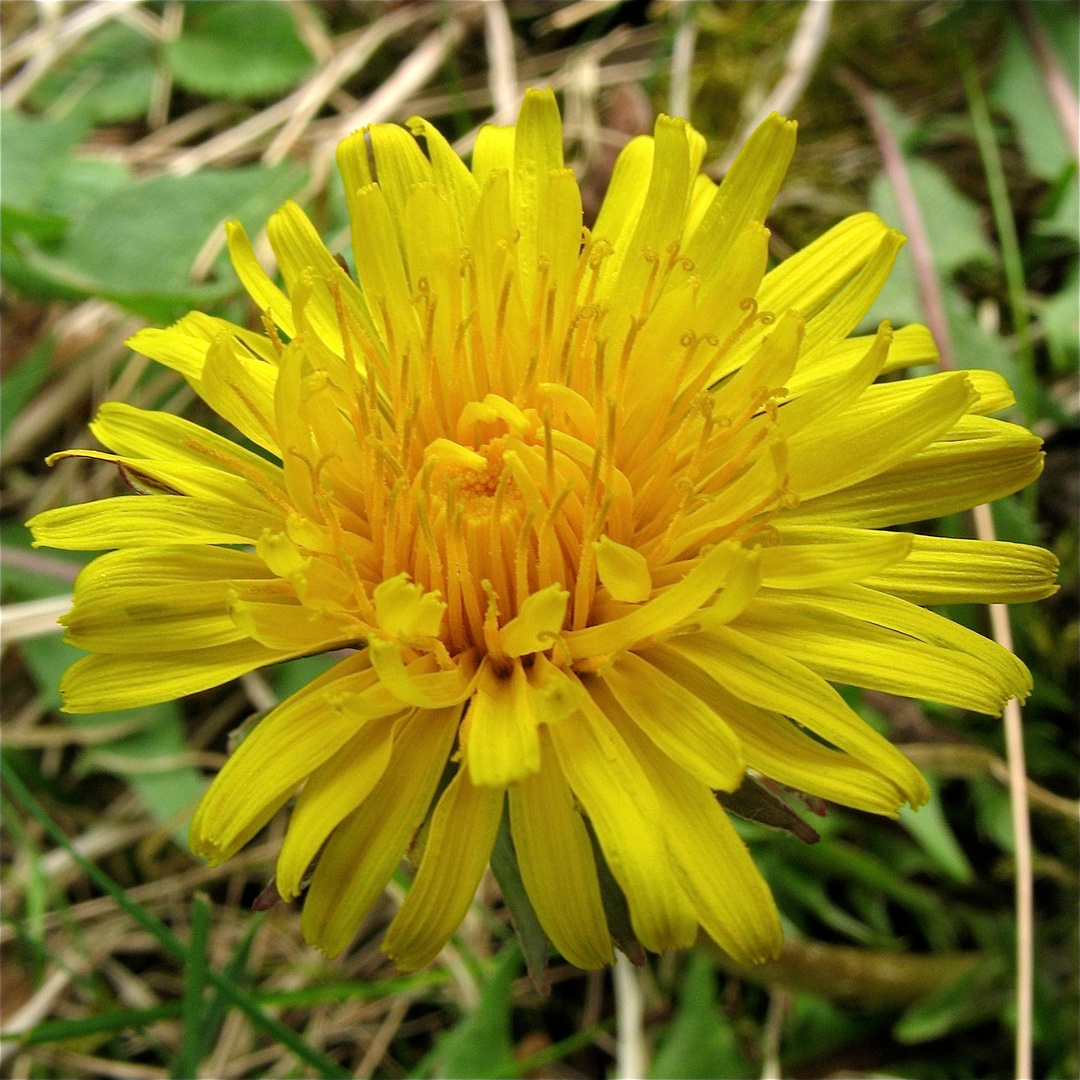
[28,87,1056,971]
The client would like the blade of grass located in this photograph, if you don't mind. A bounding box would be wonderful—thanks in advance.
[1,1003,185,1047]
[171,894,210,1080]
[0,757,351,1080]
[958,44,1038,422]
[257,971,453,1010]
[195,913,261,1064]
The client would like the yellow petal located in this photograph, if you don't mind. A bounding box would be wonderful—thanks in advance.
[513,87,564,303]
[265,200,355,354]
[549,688,699,954]
[509,727,614,969]
[526,653,585,724]
[786,371,977,500]
[607,115,693,309]
[648,643,908,816]
[861,535,1059,605]
[792,323,937,395]
[758,211,890,321]
[302,705,461,958]
[407,116,480,237]
[188,652,401,863]
[90,401,285,507]
[373,573,447,639]
[797,232,905,363]
[683,112,797,274]
[348,183,419,348]
[858,368,1016,419]
[65,573,288,653]
[228,595,358,652]
[777,321,892,436]
[607,704,782,965]
[598,652,744,791]
[734,593,1024,715]
[368,640,477,708]
[335,129,374,219]
[594,536,652,602]
[471,122,515,188]
[28,496,280,550]
[199,333,280,453]
[591,134,653,291]
[60,639,296,714]
[788,414,1044,528]
[367,121,433,241]
[225,220,294,336]
[500,584,569,656]
[466,658,540,787]
[758,526,913,589]
[382,766,504,971]
[126,314,212,381]
[275,711,398,899]
[669,628,930,808]
[565,540,739,660]
[768,585,1032,708]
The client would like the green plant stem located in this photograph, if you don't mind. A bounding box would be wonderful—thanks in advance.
[958,44,1038,422]
[172,893,210,1079]
[1,757,351,1080]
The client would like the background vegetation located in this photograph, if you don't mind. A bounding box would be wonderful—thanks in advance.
[1,2,1076,1077]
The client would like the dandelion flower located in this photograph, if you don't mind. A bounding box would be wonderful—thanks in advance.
[30,90,1057,972]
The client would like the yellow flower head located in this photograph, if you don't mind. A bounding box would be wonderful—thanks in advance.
[30,89,1057,972]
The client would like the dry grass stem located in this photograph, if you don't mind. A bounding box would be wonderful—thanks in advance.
[483,0,520,118]
[668,5,698,121]
[614,951,645,1080]
[710,0,834,176]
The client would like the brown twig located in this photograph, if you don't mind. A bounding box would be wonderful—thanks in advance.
[837,68,955,370]
[1015,2,1079,164]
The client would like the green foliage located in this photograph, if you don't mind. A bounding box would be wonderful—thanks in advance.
[898,778,975,885]
[27,23,157,123]
[8,159,306,322]
[434,945,520,1079]
[489,810,550,990]
[649,954,753,1079]
[0,109,89,241]
[166,2,316,101]
[19,635,206,840]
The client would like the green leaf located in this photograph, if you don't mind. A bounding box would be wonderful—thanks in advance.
[40,158,130,222]
[25,162,305,322]
[435,945,520,1079]
[869,159,996,279]
[0,110,89,219]
[489,808,550,992]
[167,2,315,101]
[649,953,753,1079]
[898,778,975,884]
[27,22,157,124]
[58,163,306,295]
[1035,170,1079,239]
[894,955,1009,1043]
[717,775,820,845]
[990,18,1075,182]
[1037,260,1079,372]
